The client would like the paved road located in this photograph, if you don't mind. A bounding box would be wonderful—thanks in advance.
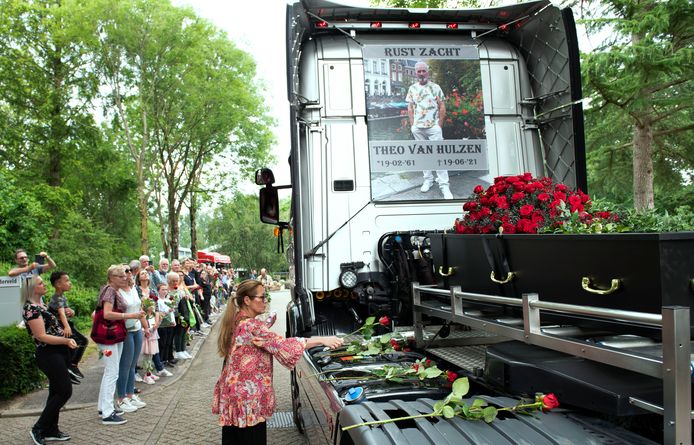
[0,289,307,445]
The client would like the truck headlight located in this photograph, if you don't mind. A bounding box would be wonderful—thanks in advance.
[339,269,358,289]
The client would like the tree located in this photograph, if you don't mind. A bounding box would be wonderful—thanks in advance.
[582,0,694,211]
[78,0,274,259]
[205,194,288,273]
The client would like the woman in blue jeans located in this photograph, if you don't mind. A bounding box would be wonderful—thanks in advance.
[116,266,149,413]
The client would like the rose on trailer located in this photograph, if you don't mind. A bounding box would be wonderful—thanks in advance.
[342,377,559,431]
[343,314,392,340]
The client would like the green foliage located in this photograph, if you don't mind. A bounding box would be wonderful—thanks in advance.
[0,172,51,259]
[581,0,694,210]
[205,193,288,273]
[47,211,133,285]
[0,326,45,400]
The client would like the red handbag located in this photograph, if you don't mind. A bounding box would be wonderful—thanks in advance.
[90,305,126,345]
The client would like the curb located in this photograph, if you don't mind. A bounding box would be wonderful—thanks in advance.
[0,320,217,419]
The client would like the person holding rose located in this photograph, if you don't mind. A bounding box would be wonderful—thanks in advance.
[22,275,78,445]
[96,264,142,426]
[213,279,343,445]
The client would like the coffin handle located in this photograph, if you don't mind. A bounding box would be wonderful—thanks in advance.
[581,277,620,295]
[438,266,456,277]
[490,270,515,284]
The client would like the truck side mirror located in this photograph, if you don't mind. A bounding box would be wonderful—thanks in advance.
[255,168,276,186]
[259,186,280,224]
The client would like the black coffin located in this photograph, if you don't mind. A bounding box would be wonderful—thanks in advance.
[429,232,694,324]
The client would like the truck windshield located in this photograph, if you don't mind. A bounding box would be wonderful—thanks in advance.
[366,43,490,202]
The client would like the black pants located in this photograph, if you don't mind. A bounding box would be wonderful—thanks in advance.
[34,345,73,435]
[201,292,212,321]
[222,422,266,445]
[68,320,88,366]
[157,326,175,362]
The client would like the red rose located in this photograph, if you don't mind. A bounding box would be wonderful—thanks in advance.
[495,196,509,210]
[463,201,477,211]
[542,393,560,411]
[537,193,550,202]
[501,222,516,234]
[522,172,533,181]
[403,347,411,352]
[412,364,420,372]
[511,192,525,202]
[392,343,401,351]
[568,194,582,208]
[520,205,535,217]
[505,176,520,184]
[425,359,432,368]
[553,191,567,202]
[378,316,390,327]
[473,185,484,194]
[104,350,113,357]
[446,370,458,382]
[555,184,568,192]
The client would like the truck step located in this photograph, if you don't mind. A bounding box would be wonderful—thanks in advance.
[425,345,486,374]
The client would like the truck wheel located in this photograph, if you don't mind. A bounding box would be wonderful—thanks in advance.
[291,370,305,434]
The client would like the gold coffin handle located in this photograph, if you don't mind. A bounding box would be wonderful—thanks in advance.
[581,277,621,295]
[490,270,515,284]
[438,266,456,277]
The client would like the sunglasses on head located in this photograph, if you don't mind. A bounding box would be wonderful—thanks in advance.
[124,269,131,273]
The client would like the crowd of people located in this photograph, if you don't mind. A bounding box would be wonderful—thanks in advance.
[14,247,339,445]
[15,250,235,444]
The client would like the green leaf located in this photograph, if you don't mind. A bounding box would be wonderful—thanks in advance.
[380,333,392,344]
[482,407,498,423]
[442,405,455,419]
[433,401,445,415]
[452,377,470,397]
[364,316,376,326]
[471,398,487,408]
[425,367,443,379]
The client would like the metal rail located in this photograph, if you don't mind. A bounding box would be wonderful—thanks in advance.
[412,282,692,445]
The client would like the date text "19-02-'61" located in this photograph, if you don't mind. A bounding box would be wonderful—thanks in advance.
[372,144,482,155]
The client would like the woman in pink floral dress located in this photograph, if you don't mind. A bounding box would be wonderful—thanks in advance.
[213,280,342,444]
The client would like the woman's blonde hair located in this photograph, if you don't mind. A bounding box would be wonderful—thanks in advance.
[20,275,41,303]
[217,279,262,357]
[107,264,125,283]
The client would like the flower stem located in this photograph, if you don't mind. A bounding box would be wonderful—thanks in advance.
[342,412,435,431]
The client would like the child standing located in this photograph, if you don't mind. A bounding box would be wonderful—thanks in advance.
[140,296,160,384]
[48,271,88,384]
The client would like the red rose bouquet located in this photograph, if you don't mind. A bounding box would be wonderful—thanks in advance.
[455,173,622,234]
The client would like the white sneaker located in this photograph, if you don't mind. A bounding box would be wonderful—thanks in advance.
[182,351,193,359]
[174,352,184,359]
[441,185,453,200]
[201,322,211,329]
[157,369,173,377]
[149,373,160,381]
[420,180,433,193]
[134,373,143,382]
[129,394,146,408]
[118,398,138,413]
[143,375,156,385]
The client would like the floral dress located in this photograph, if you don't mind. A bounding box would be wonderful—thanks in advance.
[212,316,305,427]
[23,302,64,347]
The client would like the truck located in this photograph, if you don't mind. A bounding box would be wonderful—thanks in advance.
[255,1,692,444]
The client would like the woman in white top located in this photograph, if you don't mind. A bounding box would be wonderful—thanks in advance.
[115,265,150,413]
